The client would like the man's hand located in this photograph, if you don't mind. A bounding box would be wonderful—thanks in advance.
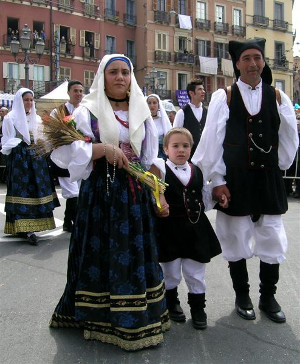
[212,185,231,208]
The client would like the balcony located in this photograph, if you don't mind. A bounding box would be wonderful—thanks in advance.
[154,89,172,100]
[232,25,246,37]
[154,11,171,24]
[273,57,289,70]
[253,15,269,27]
[57,0,74,13]
[195,19,211,31]
[83,4,100,18]
[273,19,288,31]
[214,22,229,34]
[83,46,99,60]
[123,13,136,26]
[30,0,48,5]
[174,52,194,64]
[155,50,171,63]
[104,8,119,22]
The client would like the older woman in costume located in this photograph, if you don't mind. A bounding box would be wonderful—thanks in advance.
[0,88,59,245]
[146,93,172,160]
[49,54,170,351]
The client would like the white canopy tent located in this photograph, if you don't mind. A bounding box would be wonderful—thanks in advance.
[0,93,15,109]
[40,80,69,100]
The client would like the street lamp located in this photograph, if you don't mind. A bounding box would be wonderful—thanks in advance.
[10,24,45,89]
[144,67,166,94]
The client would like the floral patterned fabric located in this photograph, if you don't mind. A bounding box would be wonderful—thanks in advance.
[4,141,59,234]
[50,158,170,351]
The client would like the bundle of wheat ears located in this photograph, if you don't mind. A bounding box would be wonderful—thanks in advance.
[34,109,168,195]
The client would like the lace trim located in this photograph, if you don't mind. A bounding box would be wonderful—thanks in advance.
[4,217,56,234]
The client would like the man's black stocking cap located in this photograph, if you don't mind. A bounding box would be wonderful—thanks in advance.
[228,38,272,85]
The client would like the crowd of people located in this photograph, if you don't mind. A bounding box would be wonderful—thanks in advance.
[0,38,299,352]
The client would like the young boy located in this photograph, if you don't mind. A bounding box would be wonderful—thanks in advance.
[156,128,228,329]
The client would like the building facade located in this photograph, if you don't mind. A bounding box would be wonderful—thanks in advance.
[0,0,295,102]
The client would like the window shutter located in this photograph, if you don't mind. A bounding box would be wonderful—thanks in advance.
[80,30,86,47]
[94,32,100,49]
[44,66,50,81]
[29,65,34,80]
[153,0,157,11]
[19,64,25,80]
[70,28,76,45]
[187,37,192,52]
[3,62,8,78]
[207,41,211,57]
[174,36,179,52]
[167,0,171,12]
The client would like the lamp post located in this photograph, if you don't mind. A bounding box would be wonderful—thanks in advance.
[144,67,166,95]
[10,24,45,89]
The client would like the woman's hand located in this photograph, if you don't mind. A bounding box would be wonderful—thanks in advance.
[212,185,231,208]
[105,144,129,169]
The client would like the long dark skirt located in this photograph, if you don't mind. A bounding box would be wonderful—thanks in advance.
[4,142,59,234]
[50,160,170,351]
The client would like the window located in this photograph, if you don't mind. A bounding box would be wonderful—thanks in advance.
[156,32,168,51]
[84,70,95,90]
[275,80,285,92]
[274,41,285,63]
[106,0,115,11]
[106,36,116,54]
[127,40,136,65]
[254,0,264,16]
[8,63,19,80]
[214,42,227,59]
[274,2,284,20]
[196,39,211,57]
[127,0,135,16]
[33,65,45,93]
[216,5,224,22]
[196,1,206,20]
[157,0,166,11]
[59,67,71,81]
[178,73,187,90]
[233,9,242,26]
[178,0,187,15]
[178,36,187,52]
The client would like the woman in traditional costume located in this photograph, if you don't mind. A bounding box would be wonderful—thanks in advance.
[49,54,170,351]
[1,88,59,245]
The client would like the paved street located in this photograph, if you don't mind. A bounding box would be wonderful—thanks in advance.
[0,182,299,364]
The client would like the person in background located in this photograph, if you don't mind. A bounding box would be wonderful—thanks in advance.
[146,94,172,160]
[49,54,170,351]
[0,88,59,245]
[50,80,83,232]
[293,114,300,198]
[157,127,224,330]
[0,107,9,133]
[192,38,298,324]
[168,110,176,125]
[173,80,207,159]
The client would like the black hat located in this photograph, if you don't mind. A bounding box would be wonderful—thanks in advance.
[228,38,272,85]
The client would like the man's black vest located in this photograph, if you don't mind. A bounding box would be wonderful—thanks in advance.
[183,104,207,158]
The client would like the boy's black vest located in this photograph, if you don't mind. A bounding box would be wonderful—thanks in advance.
[183,104,207,158]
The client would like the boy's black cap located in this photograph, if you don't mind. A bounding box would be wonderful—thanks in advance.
[228,38,272,85]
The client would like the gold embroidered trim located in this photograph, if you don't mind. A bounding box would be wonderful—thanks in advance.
[4,217,55,234]
[5,192,57,205]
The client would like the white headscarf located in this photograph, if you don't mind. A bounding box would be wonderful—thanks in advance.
[146,93,172,136]
[81,54,151,156]
[8,87,38,145]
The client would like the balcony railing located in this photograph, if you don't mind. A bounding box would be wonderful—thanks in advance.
[155,50,171,62]
[57,0,74,12]
[232,25,246,37]
[154,11,171,24]
[83,4,100,18]
[273,19,288,31]
[104,8,119,22]
[253,15,269,27]
[174,52,194,64]
[123,13,136,26]
[30,0,47,5]
[195,19,211,31]
[154,89,172,100]
[83,46,99,60]
[214,22,229,34]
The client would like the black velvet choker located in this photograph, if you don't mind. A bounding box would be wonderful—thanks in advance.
[107,95,128,103]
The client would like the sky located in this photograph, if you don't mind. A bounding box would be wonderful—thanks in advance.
[293,0,300,56]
